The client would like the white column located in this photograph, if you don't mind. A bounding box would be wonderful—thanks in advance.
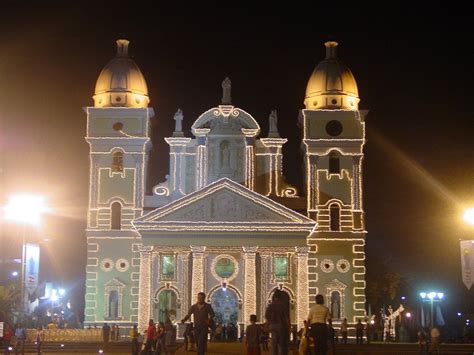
[243,246,258,325]
[296,247,309,328]
[259,253,270,323]
[191,246,206,301]
[138,245,153,332]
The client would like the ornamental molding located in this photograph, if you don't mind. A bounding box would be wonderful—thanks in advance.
[133,178,315,233]
[210,254,239,282]
[336,259,351,273]
[321,259,335,273]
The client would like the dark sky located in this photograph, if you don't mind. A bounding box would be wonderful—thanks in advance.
[0,3,473,318]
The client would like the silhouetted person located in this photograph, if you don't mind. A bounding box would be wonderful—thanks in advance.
[181,292,215,355]
[265,289,290,355]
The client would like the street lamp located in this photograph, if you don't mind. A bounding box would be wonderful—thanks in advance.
[420,291,444,328]
[3,193,49,317]
[463,208,474,226]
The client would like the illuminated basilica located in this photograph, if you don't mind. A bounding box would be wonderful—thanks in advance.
[84,39,367,332]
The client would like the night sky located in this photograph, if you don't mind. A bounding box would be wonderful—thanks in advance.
[0,3,473,320]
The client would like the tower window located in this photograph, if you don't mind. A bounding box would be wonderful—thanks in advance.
[325,120,343,136]
[108,290,119,319]
[330,204,340,231]
[111,202,122,230]
[329,154,340,174]
[330,291,341,319]
[112,151,123,172]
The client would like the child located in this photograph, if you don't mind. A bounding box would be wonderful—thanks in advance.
[245,314,261,355]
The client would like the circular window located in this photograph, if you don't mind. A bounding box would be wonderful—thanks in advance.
[115,96,122,102]
[113,122,124,131]
[313,101,318,106]
[325,120,343,137]
[101,258,114,272]
[320,259,334,273]
[116,259,130,272]
[211,255,238,281]
[331,99,338,105]
[336,259,351,273]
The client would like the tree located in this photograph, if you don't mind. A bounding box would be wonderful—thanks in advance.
[0,284,20,324]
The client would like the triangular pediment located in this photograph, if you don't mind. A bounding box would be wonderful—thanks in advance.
[134,178,315,232]
[105,278,126,288]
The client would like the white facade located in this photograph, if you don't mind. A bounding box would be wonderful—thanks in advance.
[84,40,367,331]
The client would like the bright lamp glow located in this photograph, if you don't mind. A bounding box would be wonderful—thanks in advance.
[11,271,19,277]
[58,289,66,296]
[428,292,436,300]
[464,208,474,226]
[3,194,49,226]
[437,292,444,299]
[420,292,426,299]
[406,312,412,318]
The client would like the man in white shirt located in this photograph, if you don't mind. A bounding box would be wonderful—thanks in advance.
[307,294,331,355]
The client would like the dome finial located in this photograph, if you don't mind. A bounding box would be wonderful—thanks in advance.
[325,41,338,59]
[116,39,130,57]
[221,77,232,105]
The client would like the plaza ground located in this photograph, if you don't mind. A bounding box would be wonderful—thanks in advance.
[3,341,474,354]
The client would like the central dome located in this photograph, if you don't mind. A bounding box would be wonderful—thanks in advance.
[93,39,149,108]
[304,41,359,110]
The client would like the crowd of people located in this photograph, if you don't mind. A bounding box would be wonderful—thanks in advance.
[1,291,449,355]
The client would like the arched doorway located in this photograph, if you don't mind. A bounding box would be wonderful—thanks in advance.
[210,288,239,326]
[154,289,178,323]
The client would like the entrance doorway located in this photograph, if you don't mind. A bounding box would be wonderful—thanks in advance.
[154,289,177,323]
[210,288,239,326]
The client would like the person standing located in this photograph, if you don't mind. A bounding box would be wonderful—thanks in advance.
[429,326,440,354]
[142,319,157,355]
[417,327,428,355]
[102,323,111,343]
[3,325,13,355]
[307,294,331,355]
[181,292,215,355]
[340,318,348,344]
[130,324,139,355]
[355,319,364,345]
[35,326,44,355]
[14,323,26,355]
[183,322,194,351]
[245,314,262,355]
[265,289,290,355]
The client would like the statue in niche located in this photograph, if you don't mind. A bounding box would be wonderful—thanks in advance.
[268,109,280,137]
[173,108,183,133]
[220,141,231,171]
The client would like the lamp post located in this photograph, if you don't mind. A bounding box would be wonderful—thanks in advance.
[420,291,444,328]
[3,193,49,318]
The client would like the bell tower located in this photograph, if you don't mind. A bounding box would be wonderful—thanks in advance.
[300,41,367,322]
[84,40,154,326]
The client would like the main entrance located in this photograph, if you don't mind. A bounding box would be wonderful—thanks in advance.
[210,288,239,325]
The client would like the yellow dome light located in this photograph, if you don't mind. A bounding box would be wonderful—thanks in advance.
[93,39,149,108]
[304,41,359,110]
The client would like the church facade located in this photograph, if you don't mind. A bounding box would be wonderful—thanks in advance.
[84,39,367,332]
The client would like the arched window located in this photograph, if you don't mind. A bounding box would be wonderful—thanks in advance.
[108,290,119,319]
[111,202,122,230]
[329,152,340,174]
[330,204,340,231]
[112,151,123,172]
[330,291,341,319]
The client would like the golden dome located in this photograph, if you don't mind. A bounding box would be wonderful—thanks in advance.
[304,41,359,110]
[93,39,149,108]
